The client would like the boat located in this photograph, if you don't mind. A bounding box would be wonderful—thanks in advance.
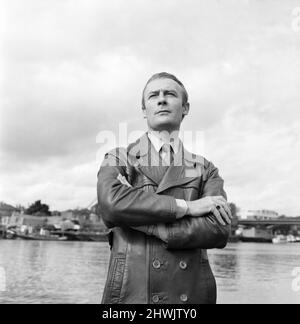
[5,229,17,239]
[240,236,273,243]
[50,230,108,242]
[273,235,300,244]
[239,227,273,243]
[0,226,17,239]
[287,235,298,243]
[16,233,68,241]
[272,235,288,244]
[61,231,108,242]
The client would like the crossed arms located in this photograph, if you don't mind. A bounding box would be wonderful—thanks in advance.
[97,152,231,250]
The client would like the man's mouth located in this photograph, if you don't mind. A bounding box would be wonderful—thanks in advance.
[156,110,171,114]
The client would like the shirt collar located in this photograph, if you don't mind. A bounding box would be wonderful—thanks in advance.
[147,131,181,154]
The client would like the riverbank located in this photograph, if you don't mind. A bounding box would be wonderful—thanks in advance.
[1,230,108,242]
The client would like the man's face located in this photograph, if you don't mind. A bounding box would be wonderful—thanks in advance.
[142,78,189,132]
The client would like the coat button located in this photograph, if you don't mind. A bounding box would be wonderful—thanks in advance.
[152,295,160,303]
[180,294,188,302]
[152,259,161,269]
[179,261,187,270]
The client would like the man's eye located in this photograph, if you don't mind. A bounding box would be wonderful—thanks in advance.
[149,94,156,99]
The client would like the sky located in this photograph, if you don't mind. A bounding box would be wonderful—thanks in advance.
[1,0,300,215]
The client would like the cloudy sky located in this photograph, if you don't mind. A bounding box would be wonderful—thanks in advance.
[1,0,300,215]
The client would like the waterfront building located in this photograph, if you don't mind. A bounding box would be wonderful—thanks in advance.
[241,227,273,242]
[243,209,279,220]
[0,202,17,217]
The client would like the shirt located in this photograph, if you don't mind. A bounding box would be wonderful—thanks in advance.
[147,131,188,219]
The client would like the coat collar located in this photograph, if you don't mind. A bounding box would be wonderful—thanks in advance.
[128,133,204,194]
[147,131,181,155]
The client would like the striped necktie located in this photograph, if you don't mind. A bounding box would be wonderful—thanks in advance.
[160,143,174,166]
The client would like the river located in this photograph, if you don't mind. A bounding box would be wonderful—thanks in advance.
[0,240,299,304]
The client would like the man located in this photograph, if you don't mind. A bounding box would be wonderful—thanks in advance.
[97,72,232,304]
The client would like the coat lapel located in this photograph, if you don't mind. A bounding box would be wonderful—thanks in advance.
[130,133,204,193]
[129,133,160,185]
[155,142,204,194]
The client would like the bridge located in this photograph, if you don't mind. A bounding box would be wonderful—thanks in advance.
[238,218,300,226]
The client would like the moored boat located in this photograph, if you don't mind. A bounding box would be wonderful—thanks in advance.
[49,230,108,242]
[60,231,108,242]
[16,233,68,241]
[272,235,288,244]
[240,236,273,243]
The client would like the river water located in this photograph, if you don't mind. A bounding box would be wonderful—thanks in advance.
[0,240,299,304]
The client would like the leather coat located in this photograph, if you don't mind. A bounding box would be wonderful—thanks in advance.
[97,133,230,304]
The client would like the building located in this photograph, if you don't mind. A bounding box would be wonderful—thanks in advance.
[0,202,16,217]
[1,215,11,226]
[46,216,64,229]
[241,227,273,241]
[1,206,107,234]
[242,209,279,220]
[8,212,47,226]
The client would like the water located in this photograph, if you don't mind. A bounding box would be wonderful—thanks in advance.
[0,240,109,304]
[0,240,299,304]
[209,243,300,304]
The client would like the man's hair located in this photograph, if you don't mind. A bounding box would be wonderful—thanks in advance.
[142,72,189,109]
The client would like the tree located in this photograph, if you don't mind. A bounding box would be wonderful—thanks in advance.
[229,203,239,219]
[26,200,51,216]
[228,203,239,236]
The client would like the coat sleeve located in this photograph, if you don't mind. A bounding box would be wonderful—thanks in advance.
[133,161,230,250]
[97,150,177,228]
[165,160,230,250]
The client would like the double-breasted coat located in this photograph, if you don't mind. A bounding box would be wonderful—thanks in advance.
[97,132,230,304]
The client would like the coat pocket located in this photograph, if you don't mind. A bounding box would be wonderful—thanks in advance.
[103,254,126,304]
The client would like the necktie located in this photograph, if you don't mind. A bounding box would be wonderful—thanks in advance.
[160,143,174,166]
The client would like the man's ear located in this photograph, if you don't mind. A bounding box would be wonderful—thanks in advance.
[142,107,147,119]
[182,102,190,120]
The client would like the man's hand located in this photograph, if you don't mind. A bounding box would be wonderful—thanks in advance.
[117,173,132,187]
[186,196,232,226]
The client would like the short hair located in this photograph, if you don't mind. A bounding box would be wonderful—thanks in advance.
[142,72,189,109]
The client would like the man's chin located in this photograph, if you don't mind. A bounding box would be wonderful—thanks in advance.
[150,121,179,132]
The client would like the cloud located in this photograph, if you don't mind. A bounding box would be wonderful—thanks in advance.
[1,0,300,214]
[203,106,300,216]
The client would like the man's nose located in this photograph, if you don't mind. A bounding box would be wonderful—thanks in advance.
[158,92,167,106]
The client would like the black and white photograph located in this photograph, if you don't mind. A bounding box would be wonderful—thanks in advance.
[1,0,300,307]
